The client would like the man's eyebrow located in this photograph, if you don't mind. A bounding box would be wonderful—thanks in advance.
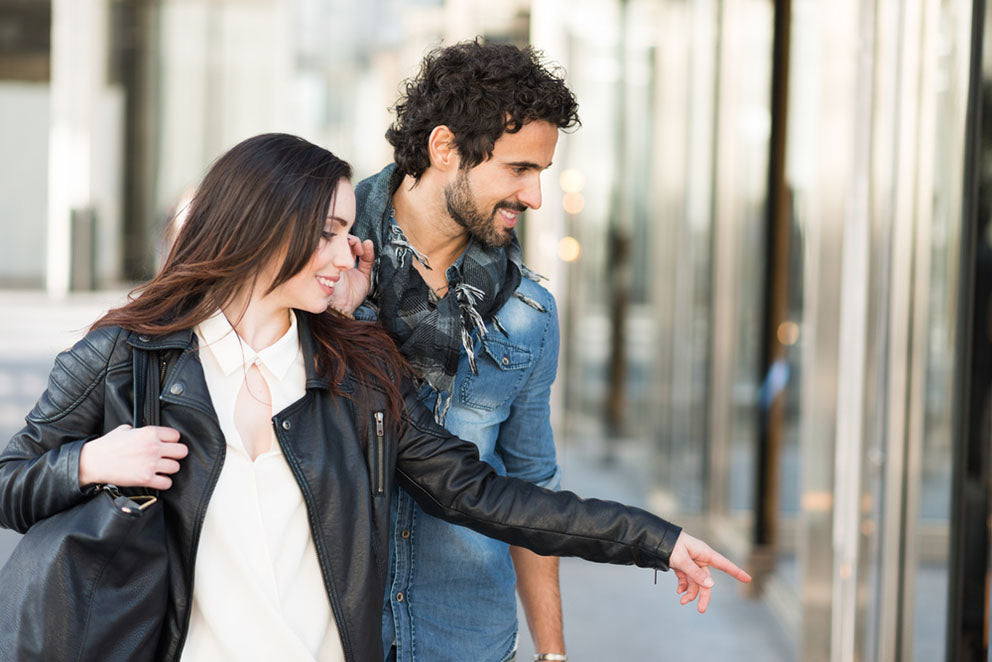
[505,160,552,170]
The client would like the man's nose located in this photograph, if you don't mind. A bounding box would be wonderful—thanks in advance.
[518,175,543,210]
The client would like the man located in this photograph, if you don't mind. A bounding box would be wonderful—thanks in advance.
[349,40,577,661]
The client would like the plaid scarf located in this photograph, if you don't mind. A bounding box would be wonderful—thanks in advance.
[354,164,538,423]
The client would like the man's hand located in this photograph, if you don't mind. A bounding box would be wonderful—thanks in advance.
[668,531,752,613]
[329,236,375,315]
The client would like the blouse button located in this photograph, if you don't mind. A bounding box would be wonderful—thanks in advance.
[282,420,292,431]
[169,383,184,395]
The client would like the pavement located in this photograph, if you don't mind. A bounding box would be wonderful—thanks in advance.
[516,432,797,661]
[0,289,797,660]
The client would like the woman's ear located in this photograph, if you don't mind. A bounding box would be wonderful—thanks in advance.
[427,126,460,173]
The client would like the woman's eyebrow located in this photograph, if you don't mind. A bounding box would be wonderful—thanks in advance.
[325,215,350,227]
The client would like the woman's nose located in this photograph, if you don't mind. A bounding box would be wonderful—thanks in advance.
[331,240,354,269]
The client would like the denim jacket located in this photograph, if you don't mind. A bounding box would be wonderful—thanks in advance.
[354,167,563,662]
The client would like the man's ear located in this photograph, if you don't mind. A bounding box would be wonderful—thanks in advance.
[427,126,460,173]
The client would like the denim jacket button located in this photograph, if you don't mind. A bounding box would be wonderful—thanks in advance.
[395,592,404,602]
[401,529,411,539]
[501,356,509,366]
[169,383,184,395]
[282,420,292,431]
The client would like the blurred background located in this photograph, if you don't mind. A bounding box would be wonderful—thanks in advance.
[2,0,992,660]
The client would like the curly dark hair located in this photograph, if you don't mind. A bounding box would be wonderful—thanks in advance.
[386,39,580,181]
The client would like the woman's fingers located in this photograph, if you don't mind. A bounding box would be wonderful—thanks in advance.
[696,585,712,613]
[156,458,182,475]
[145,425,181,443]
[347,234,362,259]
[356,239,375,275]
[680,578,700,605]
[147,474,173,491]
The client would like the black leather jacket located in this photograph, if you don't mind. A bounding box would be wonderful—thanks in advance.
[0,313,681,661]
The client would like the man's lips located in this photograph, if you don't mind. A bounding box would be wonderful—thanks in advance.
[496,204,526,228]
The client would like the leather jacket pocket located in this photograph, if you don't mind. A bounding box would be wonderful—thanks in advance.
[366,410,386,497]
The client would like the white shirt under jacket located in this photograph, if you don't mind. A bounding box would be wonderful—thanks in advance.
[182,310,344,662]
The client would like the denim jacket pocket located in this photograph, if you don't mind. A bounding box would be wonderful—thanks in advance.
[459,337,533,412]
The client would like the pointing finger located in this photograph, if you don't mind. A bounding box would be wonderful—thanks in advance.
[708,550,752,583]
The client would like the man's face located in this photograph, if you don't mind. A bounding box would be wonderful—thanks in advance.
[443,120,559,248]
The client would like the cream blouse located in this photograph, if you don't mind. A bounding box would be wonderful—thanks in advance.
[182,311,344,662]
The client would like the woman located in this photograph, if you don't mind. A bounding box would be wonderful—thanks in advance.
[0,134,749,661]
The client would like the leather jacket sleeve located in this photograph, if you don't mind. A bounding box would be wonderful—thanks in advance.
[393,380,682,571]
[0,326,125,533]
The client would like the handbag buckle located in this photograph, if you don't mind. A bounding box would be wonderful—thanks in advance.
[100,485,157,514]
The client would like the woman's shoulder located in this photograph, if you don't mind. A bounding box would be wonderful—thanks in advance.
[71,325,132,367]
[27,326,130,424]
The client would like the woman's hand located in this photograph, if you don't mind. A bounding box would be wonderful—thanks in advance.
[329,235,375,315]
[668,531,752,613]
[78,424,188,490]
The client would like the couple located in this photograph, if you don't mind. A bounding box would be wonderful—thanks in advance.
[0,41,750,661]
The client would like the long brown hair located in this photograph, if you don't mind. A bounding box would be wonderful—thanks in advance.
[95,133,409,419]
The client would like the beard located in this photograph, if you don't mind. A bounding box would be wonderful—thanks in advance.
[444,170,524,248]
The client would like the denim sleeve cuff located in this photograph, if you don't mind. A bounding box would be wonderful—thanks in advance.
[354,304,378,322]
[534,465,563,492]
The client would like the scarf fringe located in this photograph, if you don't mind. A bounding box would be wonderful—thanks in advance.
[514,291,547,313]
[492,315,508,337]
[433,391,453,425]
[388,225,432,269]
[520,264,547,282]
[454,283,488,374]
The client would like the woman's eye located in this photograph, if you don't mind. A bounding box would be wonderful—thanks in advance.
[321,230,335,240]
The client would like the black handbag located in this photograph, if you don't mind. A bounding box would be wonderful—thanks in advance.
[0,347,169,661]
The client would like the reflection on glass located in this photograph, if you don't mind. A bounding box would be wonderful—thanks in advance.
[718,0,774,523]
[912,1,971,659]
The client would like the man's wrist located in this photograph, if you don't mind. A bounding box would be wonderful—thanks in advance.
[534,655,567,661]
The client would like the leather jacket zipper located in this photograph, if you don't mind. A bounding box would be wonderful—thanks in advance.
[372,411,385,496]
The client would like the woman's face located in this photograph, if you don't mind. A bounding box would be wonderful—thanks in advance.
[266,178,358,314]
